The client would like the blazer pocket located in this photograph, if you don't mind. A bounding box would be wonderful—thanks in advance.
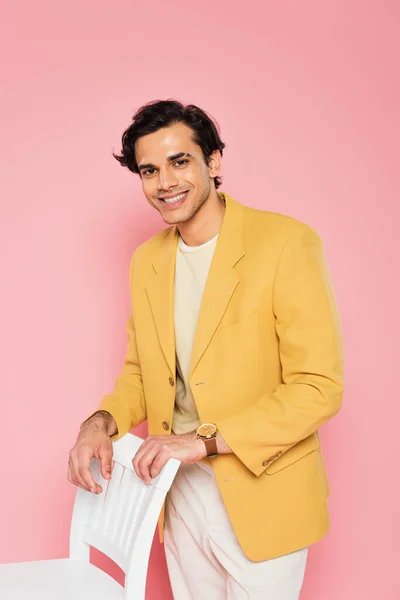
[217,311,260,343]
[264,433,320,475]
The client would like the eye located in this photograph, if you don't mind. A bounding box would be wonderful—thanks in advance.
[174,159,188,167]
[143,168,156,176]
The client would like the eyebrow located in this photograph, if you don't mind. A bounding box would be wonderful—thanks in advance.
[138,152,193,172]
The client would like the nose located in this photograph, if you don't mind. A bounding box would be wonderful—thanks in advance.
[157,166,178,191]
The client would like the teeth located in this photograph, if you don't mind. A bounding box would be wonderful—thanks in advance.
[163,192,186,204]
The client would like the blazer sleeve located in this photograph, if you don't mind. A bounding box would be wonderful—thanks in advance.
[86,252,146,440]
[217,224,344,476]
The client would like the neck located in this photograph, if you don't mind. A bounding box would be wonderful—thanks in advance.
[177,190,226,247]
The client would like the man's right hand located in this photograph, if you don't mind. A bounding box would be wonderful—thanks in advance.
[68,411,117,494]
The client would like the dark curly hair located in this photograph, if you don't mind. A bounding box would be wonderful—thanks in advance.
[113,99,226,189]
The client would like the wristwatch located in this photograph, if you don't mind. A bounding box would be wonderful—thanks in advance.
[196,423,218,458]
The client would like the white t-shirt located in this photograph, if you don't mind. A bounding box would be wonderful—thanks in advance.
[172,233,219,435]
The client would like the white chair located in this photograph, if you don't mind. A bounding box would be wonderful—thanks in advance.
[0,432,180,599]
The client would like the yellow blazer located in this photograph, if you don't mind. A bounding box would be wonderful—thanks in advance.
[97,192,344,561]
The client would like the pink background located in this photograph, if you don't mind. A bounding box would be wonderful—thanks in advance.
[1,1,399,598]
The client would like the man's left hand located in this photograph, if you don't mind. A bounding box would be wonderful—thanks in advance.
[132,432,206,484]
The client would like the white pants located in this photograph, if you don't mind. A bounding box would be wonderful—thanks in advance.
[164,463,308,600]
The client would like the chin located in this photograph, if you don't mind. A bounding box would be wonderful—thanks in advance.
[161,206,197,226]
[162,213,189,226]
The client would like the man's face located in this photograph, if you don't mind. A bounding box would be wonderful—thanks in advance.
[135,122,221,225]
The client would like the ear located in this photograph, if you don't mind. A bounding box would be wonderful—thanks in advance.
[207,150,222,178]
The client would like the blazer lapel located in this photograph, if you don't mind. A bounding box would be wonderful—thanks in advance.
[190,193,246,376]
[145,193,246,378]
[145,227,179,375]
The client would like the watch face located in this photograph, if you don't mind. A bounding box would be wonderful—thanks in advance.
[198,423,217,438]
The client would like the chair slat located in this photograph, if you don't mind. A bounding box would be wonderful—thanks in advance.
[88,471,109,531]
[108,468,135,546]
[101,462,125,538]
[120,486,148,555]
[71,433,180,598]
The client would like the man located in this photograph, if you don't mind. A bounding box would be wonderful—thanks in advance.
[68,100,344,599]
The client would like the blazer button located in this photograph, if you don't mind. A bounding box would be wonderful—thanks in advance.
[262,459,270,467]
[162,421,170,431]
[169,376,175,386]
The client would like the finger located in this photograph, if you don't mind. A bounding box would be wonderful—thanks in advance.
[71,450,97,493]
[69,454,83,488]
[134,445,160,484]
[67,461,73,484]
[69,459,89,491]
[78,452,100,493]
[145,445,173,481]
[133,435,167,463]
[70,454,89,490]
[149,452,170,479]
[99,444,113,481]
[68,459,80,488]
[131,438,154,477]
[69,449,100,493]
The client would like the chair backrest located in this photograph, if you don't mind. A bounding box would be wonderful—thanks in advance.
[69,432,180,599]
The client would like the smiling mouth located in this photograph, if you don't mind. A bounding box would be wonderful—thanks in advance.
[159,191,189,204]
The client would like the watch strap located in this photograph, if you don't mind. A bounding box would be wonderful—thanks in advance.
[204,436,218,457]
